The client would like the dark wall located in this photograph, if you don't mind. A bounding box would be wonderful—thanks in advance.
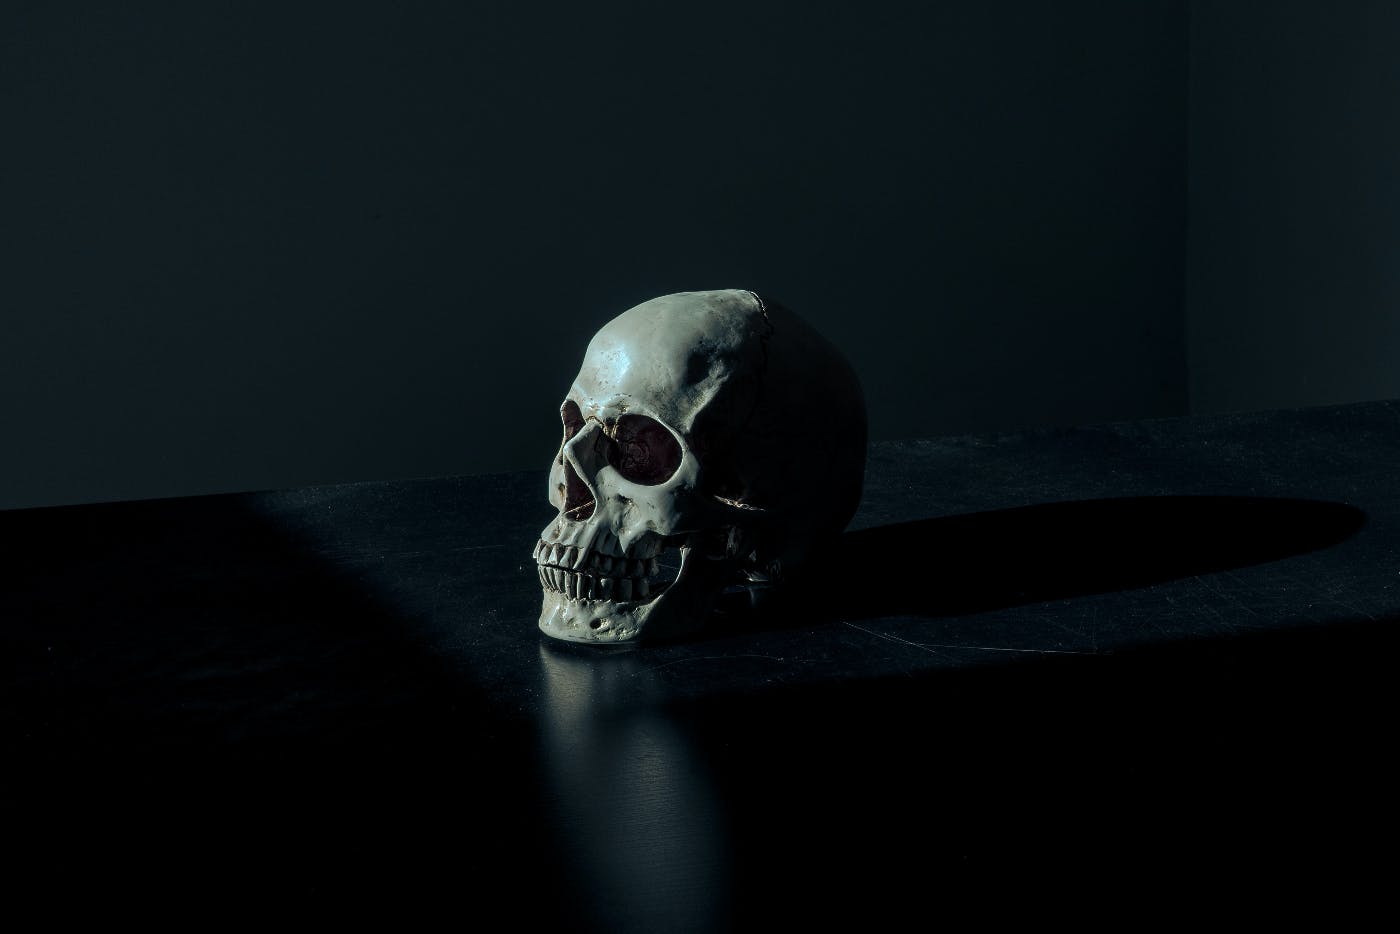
[1,2,1188,510]
[1188,1,1400,414]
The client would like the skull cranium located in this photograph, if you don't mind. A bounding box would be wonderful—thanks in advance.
[533,289,866,643]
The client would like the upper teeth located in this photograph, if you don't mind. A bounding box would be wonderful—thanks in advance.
[533,539,659,575]
[534,537,667,603]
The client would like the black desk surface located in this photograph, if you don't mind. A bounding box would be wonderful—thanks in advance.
[5,402,1398,923]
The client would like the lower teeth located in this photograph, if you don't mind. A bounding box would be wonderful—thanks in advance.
[540,570,669,603]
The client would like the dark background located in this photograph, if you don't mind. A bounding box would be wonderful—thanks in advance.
[2,1,1396,510]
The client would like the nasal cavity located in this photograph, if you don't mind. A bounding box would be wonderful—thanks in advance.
[563,459,596,521]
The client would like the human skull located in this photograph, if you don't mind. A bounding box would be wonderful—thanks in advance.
[533,289,866,643]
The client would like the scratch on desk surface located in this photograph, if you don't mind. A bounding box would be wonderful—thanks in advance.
[1273,564,1373,624]
[921,642,1097,656]
[1193,574,1256,627]
[1314,591,1378,622]
[843,621,1097,657]
[1185,577,1243,634]
[844,621,941,657]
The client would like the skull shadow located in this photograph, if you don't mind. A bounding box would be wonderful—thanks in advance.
[705,495,1366,635]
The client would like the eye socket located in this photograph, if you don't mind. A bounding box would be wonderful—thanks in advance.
[607,414,682,485]
[560,400,585,441]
